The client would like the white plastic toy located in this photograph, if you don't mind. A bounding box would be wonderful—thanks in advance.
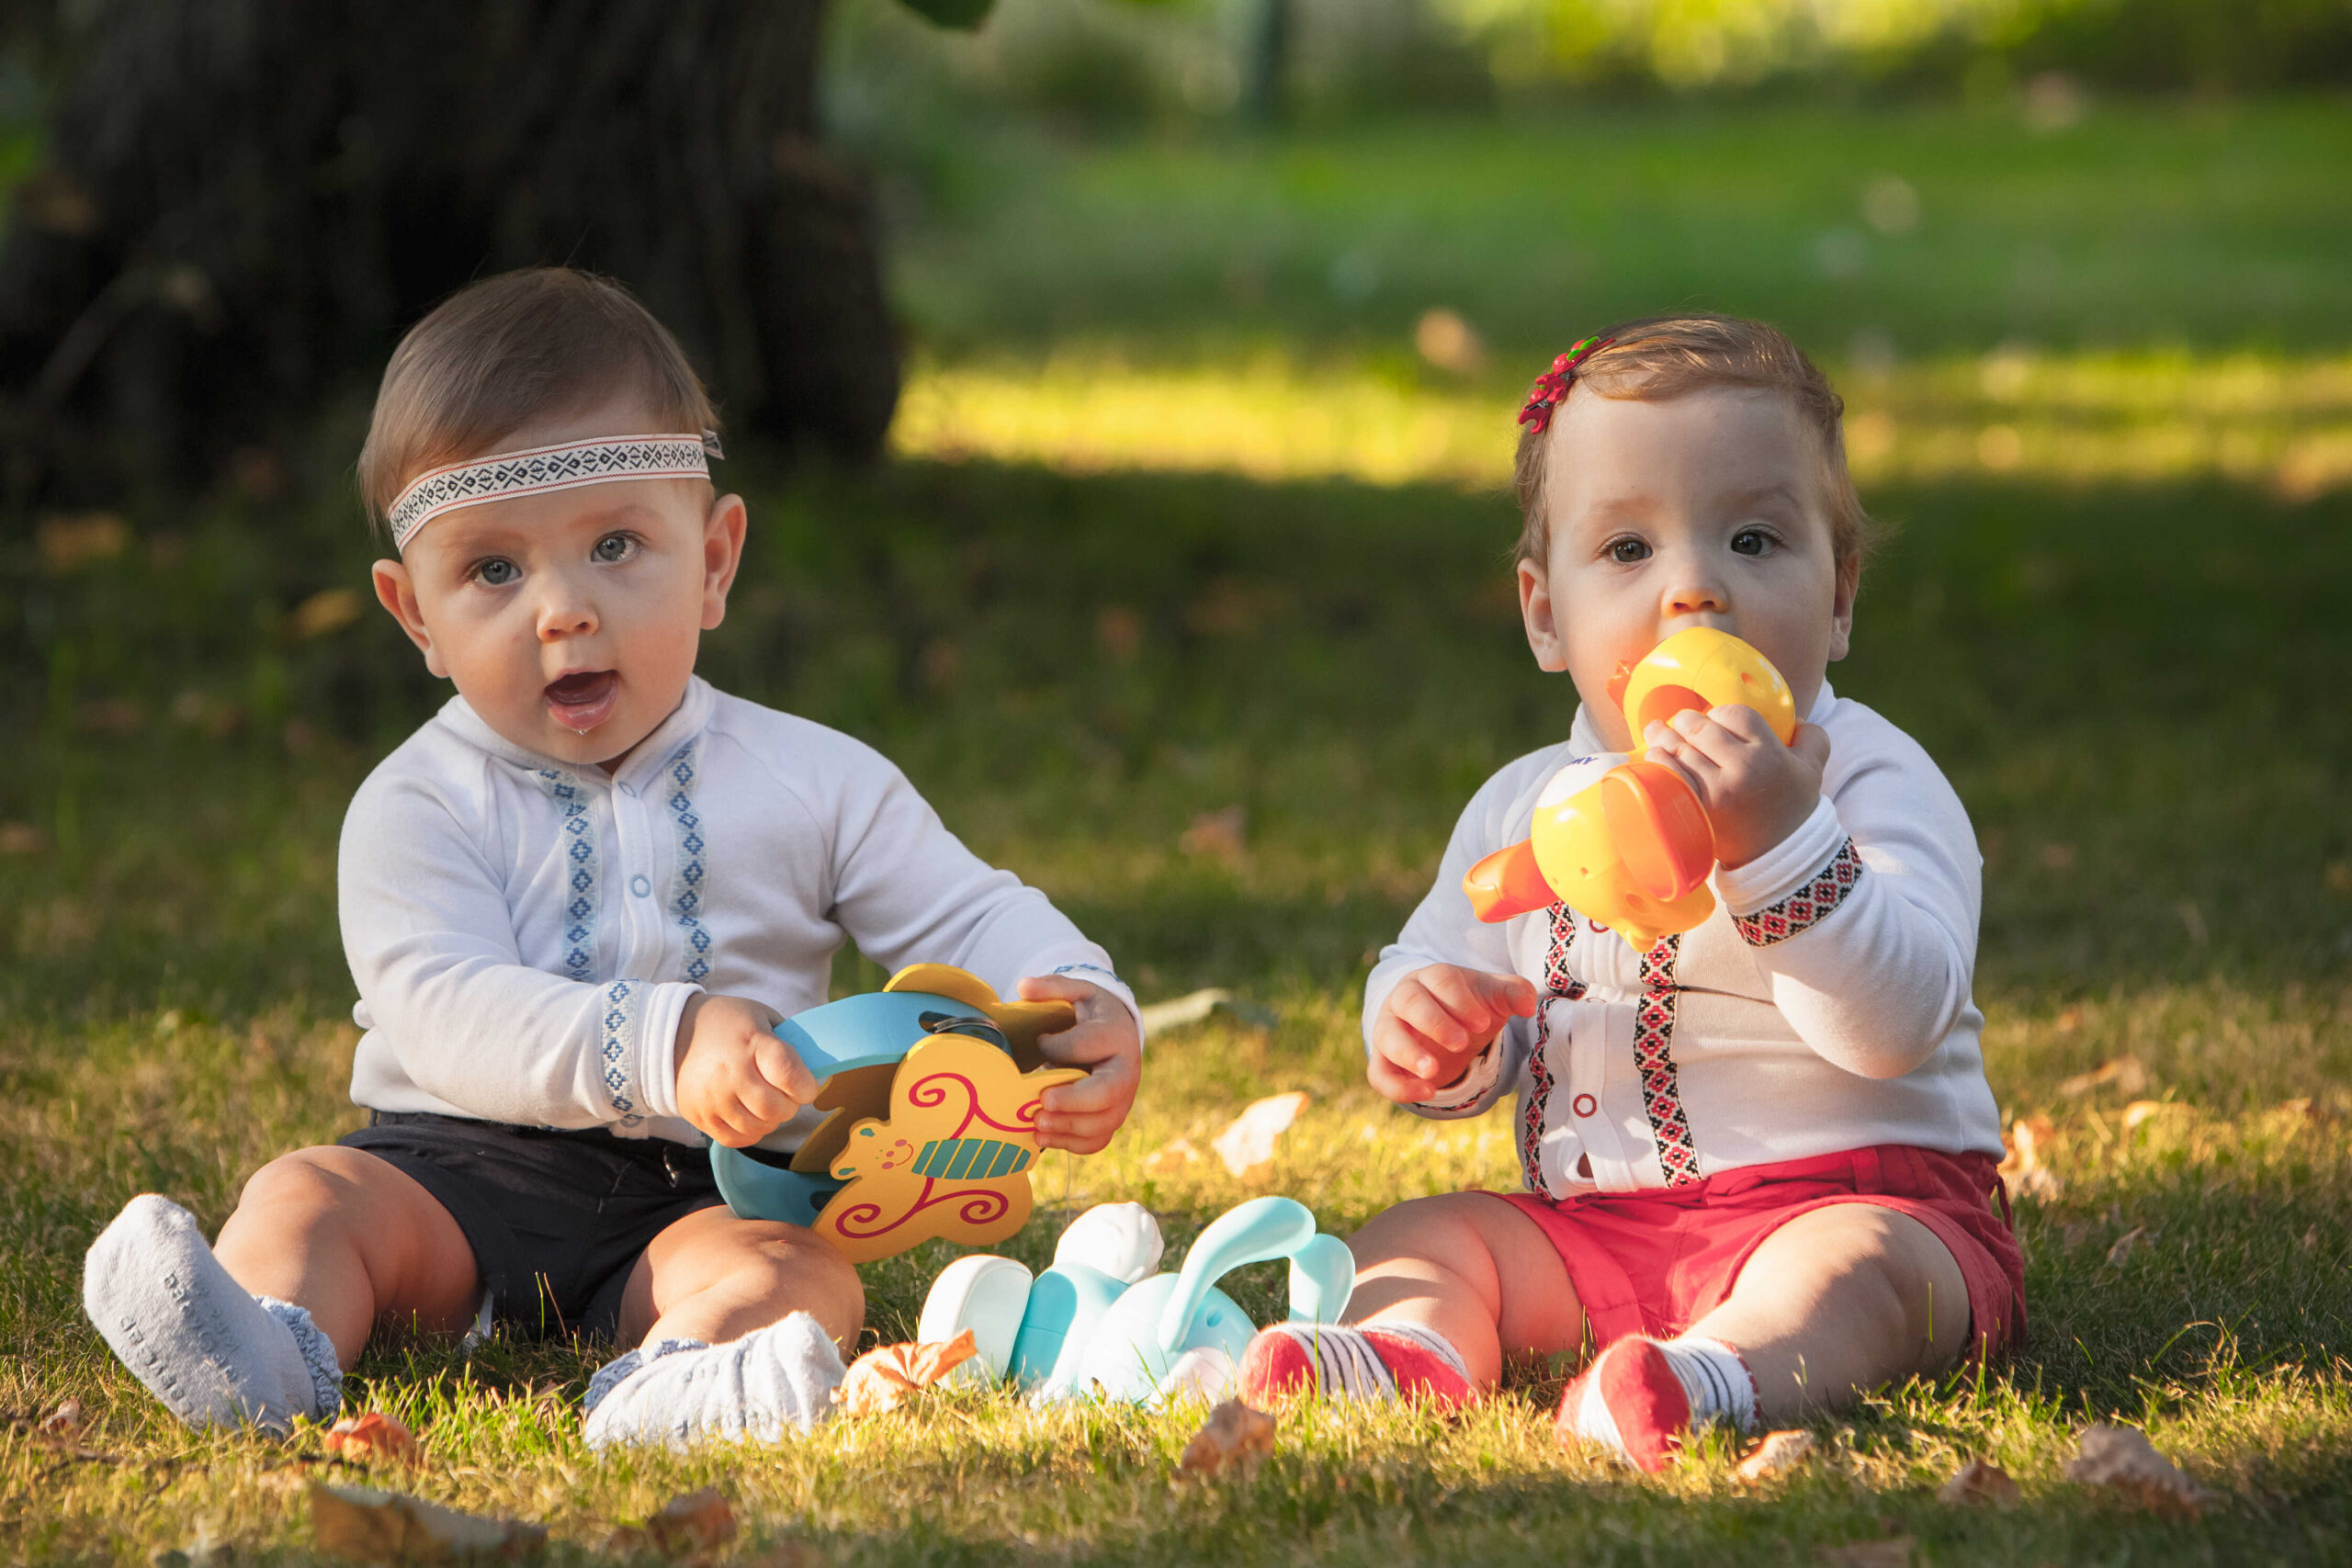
[916,1196,1354,1405]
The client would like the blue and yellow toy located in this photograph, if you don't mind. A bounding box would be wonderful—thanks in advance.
[708,964,1084,1263]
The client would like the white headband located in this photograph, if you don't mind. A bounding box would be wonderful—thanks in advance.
[388,430,724,551]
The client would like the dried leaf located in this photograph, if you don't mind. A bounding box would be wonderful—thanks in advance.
[308,1482,545,1562]
[1820,1540,1913,1567]
[1179,807,1248,863]
[1137,988,1232,1034]
[2064,1424,2212,1516]
[2056,1055,2146,1099]
[1144,1137,1203,1177]
[2121,1100,2168,1134]
[1735,1428,1815,1483]
[1998,1113,2059,1201]
[2105,1225,2151,1267]
[636,1489,736,1561]
[834,1328,978,1417]
[1176,1399,1275,1477]
[37,1398,84,1438]
[0,823,44,855]
[1212,1092,1308,1179]
[324,1411,422,1466]
[1937,1459,2021,1506]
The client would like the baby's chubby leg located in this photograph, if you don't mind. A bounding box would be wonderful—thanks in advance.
[85,1147,478,1430]
[1559,1204,1968,1469]
[1689,1202,1969,1421]
[581,1206,863,1448]
[1240,1191,1585,1405]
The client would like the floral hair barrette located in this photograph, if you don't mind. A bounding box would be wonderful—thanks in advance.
[1517,335,1614,436]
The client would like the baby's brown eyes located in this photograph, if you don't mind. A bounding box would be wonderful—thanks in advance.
[1607,537,1651,564]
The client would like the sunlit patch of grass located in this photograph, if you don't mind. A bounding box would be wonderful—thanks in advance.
[893,346,2352,499]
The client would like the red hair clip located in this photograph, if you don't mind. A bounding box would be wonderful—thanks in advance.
[1517,335,1613,435]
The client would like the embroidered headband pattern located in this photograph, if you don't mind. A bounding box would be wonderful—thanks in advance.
[1517,336,1614,436]
[388,430,723,550]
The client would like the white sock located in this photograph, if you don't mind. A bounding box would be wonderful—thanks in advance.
[1661,1335,1758,1429]
[1260,1322,1468,1402]
[581,1312,847,1449]
[82,1194,343,1432]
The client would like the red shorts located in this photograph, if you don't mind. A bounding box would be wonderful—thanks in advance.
[1492,1144,2026,1357]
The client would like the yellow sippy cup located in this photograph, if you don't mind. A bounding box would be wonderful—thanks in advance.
[1462,627,1798,948]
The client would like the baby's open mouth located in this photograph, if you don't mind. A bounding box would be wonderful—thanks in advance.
[544,670,618,731]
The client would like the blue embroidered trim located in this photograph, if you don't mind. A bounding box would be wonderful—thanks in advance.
[1050,963,1119,983]
[600,978,641,1125]
[536,768,600,982]
[663,743,712,984]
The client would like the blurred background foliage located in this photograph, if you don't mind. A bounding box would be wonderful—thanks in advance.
[829,0,2352,132]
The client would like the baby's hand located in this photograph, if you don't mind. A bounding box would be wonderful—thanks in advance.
[1021,975,1142,1156]
[673,993,820,1147]
[1369,964,1536,1105]
[1642,707,1834,869]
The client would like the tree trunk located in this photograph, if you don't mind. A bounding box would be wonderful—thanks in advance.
[0,0,899,511]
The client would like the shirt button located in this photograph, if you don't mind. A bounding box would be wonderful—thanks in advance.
[1572,1093,1598,1118]
[630,874,651,898]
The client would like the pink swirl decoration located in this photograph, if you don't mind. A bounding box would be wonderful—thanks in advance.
[905,1070,1035,1138]
[831,1179,1012,1240]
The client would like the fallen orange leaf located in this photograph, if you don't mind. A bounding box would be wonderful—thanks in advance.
[835,1328,980,1417]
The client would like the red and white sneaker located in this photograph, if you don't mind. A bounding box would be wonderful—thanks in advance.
[1237,1323,1473,1408]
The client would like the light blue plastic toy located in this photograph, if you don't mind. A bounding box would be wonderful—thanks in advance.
[916,1196,1355,1404]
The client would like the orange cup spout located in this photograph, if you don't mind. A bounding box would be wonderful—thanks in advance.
[1464,839,1556,923]
[1600,761,1715,903]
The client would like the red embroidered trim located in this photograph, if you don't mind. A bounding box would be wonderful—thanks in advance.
[1732,838,1866,948]
[1519,903,1586,1192]
[1633,935,1701,1187]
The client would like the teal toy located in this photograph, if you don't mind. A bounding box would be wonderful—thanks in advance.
[917,1196,1355,1404]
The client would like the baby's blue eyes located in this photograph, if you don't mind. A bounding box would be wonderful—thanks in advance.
[466,535,637,584]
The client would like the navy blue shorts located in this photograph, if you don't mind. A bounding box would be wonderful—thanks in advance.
[339,1111,726,1342]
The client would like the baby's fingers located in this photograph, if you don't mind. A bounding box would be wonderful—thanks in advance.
[1371,1012,1453,1089]
[752,1034,820,1107]
[1417,965,1533,1034]
[1387,983,1478,1056]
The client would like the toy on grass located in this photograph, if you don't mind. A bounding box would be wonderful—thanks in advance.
[1464,626,1798,948]
[707,964,1085,1263]
[918,1197,1354,1405]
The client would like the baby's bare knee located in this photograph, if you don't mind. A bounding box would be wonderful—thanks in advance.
[734,1224,864,1333]
[1350,1192,1510,1269]
[236,1146,373,1219]
[1760,1206,1963,1350]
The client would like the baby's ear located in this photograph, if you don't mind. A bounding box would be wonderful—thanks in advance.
[700,492,749,630]
[370,559,447,678]
[1826,553,1860,661]
[1519,558,1569,672]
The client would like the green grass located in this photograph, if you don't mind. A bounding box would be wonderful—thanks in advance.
[6,98,2352,1562]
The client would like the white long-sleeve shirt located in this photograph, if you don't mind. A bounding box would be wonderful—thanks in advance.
[1366,682,2003,1198]
[340,676,1135,1147]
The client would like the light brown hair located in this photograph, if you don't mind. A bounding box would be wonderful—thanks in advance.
[1511,313,1878,570]
[357,268,718,537]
